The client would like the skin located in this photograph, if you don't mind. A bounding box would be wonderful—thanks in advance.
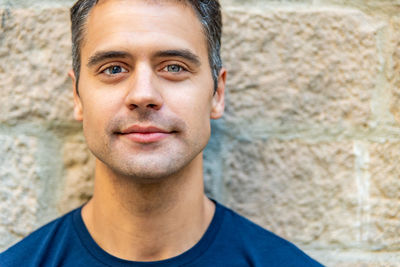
[68,0,226,262]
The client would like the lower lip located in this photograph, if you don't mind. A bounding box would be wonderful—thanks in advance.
[120,132,170,143]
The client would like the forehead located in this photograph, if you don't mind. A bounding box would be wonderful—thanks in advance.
[81,0,207,58]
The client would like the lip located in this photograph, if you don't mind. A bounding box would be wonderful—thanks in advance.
[120,125,170,134]
[118,125,172,143]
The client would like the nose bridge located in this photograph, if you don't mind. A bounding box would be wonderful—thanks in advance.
[125,61,162,109]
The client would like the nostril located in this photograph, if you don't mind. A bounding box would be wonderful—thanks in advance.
[129,104,138,110]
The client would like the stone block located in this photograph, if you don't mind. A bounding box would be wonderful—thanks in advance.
[221,0,313,6]
[57,132,95,214]
[222,8,380,130]
[203,120,226,200]
[0,134,40,250]
[369,142,400,200]
[368,199,400,251]
[308,249,400,267]
[367,142,400,250]
[0,1,75,8]
[388,17,400,125]
[332,263,398,267]
[317,0,400,17]
[0,8,74,124]
[222,139,359,247]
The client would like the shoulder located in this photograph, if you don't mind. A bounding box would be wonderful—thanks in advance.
[0,208,79,266]
[215,203,323,266]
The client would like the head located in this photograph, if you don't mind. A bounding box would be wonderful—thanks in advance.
[68,0,226,181]
[71,0,223,94]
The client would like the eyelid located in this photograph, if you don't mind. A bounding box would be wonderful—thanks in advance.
[98,62,129,74]
[160,61,190,72]
[163,64,187,72]
[105,66,128,75]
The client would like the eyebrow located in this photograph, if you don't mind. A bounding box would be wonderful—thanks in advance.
[87,51,132,68]
[86,49,201,68]
[154,49,201,67]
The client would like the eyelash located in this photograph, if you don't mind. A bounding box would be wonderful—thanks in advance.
[98,63,189,78]
[101,65,128,75]
[162,64,188,73]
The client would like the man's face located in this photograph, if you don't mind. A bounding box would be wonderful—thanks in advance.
[70,0,225,180]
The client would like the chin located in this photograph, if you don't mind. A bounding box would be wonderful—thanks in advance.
[118,167,181,183]
[105,154,196,183]
[90,136,207,182]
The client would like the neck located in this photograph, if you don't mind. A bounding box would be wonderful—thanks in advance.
[81,154,215,262]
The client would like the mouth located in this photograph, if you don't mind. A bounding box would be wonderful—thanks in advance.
[117,125,175,144]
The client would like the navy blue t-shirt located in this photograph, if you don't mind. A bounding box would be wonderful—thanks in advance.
[0,201,323,266]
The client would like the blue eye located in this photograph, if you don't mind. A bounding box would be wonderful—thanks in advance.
[164,64,184,73]
[103,65,128,75]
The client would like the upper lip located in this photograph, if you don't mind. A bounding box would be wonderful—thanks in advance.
[119,125,170,134]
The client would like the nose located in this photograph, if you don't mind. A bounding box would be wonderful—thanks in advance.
[125,63,163,111]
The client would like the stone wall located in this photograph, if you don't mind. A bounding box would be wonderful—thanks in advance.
[1,0,400,265]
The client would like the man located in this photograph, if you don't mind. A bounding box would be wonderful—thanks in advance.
[1,0,323,266]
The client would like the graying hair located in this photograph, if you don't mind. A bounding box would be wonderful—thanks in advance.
[70,0,222,93]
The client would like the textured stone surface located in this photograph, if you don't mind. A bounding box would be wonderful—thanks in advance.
[318,0,400,16]
[0,134,40,250]
[223,139,359,247]
[0,8,73,124]
[388,17,400,125]
[57,132,95,214]
[221,0,313,5]
[332,262,398,267]
[222,8,380,130]
[368,142,400,250]
[203,120,226,200]
[0,0,75,8]
[308,249,400,267]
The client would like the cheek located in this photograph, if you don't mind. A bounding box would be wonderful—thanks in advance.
[82,105,103,147]
[164,77,214,114]
[165,90,213,143]
[80,94,114,137]
[167,90,212,122]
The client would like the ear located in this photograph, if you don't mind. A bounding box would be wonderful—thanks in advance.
[68,70,83,121]
[210,68,226,119]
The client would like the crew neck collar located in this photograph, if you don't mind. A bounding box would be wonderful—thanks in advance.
[72,199,224,266]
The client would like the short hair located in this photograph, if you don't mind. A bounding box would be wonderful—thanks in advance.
[70,0,223,93]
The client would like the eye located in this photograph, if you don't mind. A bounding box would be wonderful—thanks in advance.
[163,64,185,73]
[103,65,128,75]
